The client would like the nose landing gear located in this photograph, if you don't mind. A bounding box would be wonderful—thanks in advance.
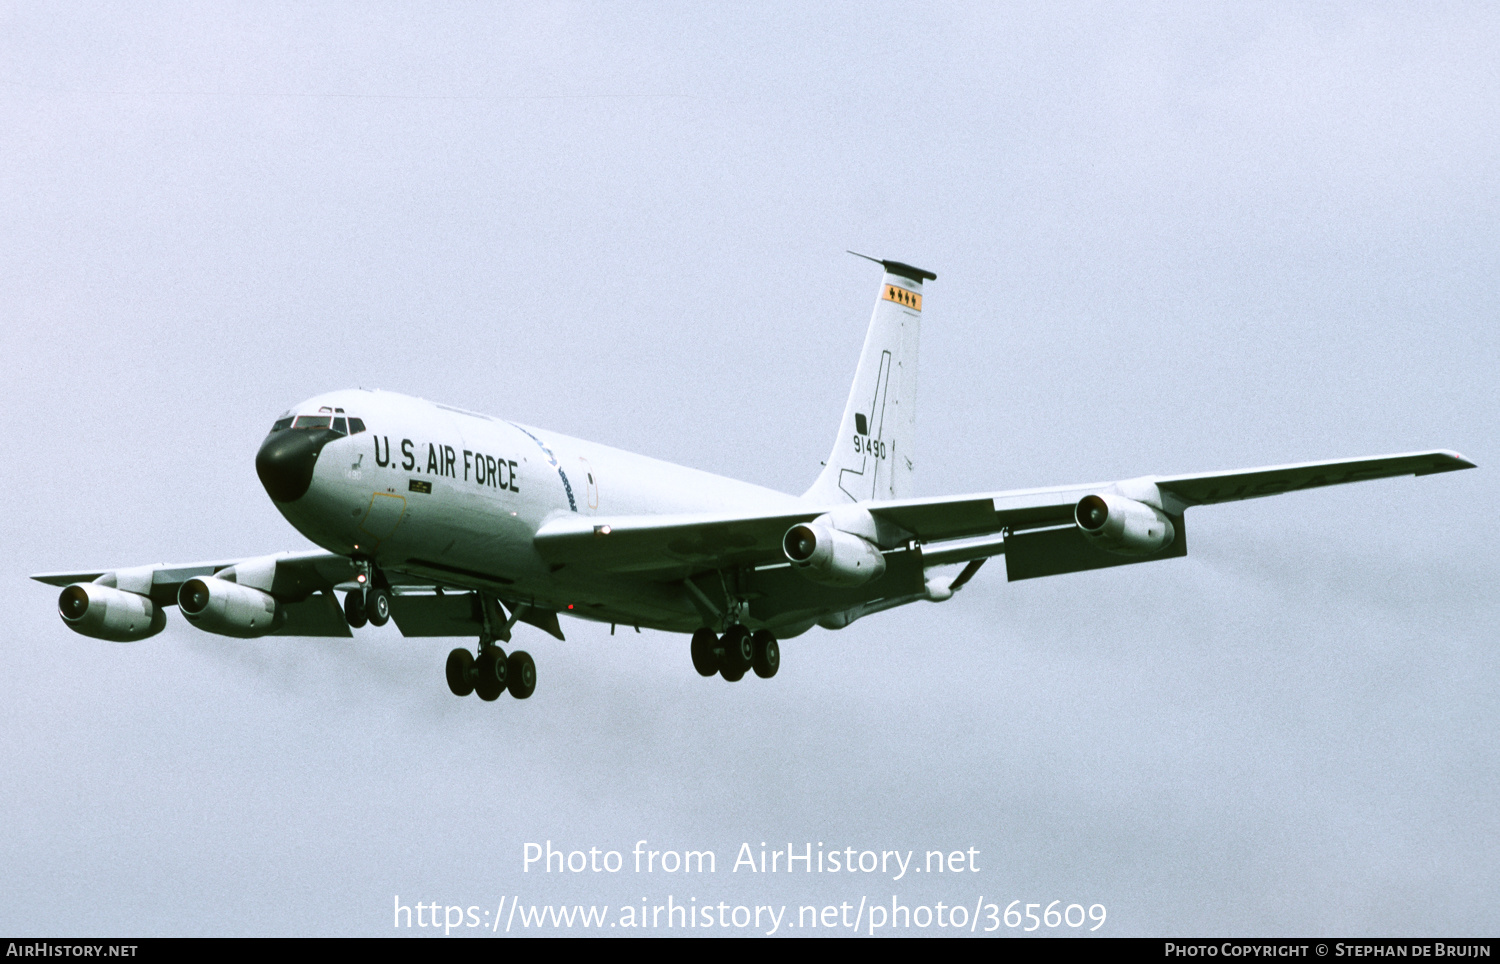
[341,559,391,629]
[689,626,780,682]
[342,587,390,627]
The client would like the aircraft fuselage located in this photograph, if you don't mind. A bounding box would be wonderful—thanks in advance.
[258,388,804,632]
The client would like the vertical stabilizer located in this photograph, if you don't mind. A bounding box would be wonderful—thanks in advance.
[803,255,935,505]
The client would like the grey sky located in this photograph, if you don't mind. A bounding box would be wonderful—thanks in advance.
[2,3,1495,936]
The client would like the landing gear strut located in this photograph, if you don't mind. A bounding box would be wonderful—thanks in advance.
[689,626,780,682]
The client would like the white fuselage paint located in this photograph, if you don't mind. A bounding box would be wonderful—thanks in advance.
[274,389,806,631]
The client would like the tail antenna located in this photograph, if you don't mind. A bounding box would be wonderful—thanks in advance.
[845,250,937,283]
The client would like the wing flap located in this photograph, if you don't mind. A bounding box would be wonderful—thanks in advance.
[270,591,353,637]
[534,511,819,574]
[533,493,1087,577]
[390,592,483,637]
[1004,517,1187,581]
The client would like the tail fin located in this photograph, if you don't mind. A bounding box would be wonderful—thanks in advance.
[803,254,935,505]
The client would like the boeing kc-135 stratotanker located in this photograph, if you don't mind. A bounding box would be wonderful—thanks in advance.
[35,254,1475,702]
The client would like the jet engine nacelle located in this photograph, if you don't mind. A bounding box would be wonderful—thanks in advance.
[1075,493,1176,555]
[57,583,167,642]
[783,520,887,587]
[178,576,283,638]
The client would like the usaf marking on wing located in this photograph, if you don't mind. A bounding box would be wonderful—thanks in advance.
[34,253,1475,703]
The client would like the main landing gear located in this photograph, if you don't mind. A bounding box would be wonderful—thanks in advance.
[442,592,537,703]
[691,626,779,682]
[446,644,536,701]
[337,568,536,703]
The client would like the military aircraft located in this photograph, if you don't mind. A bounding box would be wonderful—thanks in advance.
[34,254,1475,703]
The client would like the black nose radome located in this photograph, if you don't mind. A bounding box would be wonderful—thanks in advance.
[255,429,340,503]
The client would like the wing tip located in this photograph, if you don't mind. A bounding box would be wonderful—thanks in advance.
[31,571,104,587]
[1415,450,1477,475]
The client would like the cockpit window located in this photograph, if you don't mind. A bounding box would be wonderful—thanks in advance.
[273,411,362,434]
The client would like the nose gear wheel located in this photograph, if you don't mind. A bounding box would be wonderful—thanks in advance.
[343,591,368,629]
[365,587,391,627]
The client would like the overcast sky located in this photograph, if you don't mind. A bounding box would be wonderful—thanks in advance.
[2,2,1496,937]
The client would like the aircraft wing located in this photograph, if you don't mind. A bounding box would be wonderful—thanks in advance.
[32,550,362,637]
[875,448,1476,538]
[533,449,1475,581]
[33,550,358,601]
[1151,449,1474,506]
[33,560,238,595]
[32,550,559,640]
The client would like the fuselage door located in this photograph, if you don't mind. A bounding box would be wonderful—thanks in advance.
[578,457,599,510]
[358,492,407,548]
